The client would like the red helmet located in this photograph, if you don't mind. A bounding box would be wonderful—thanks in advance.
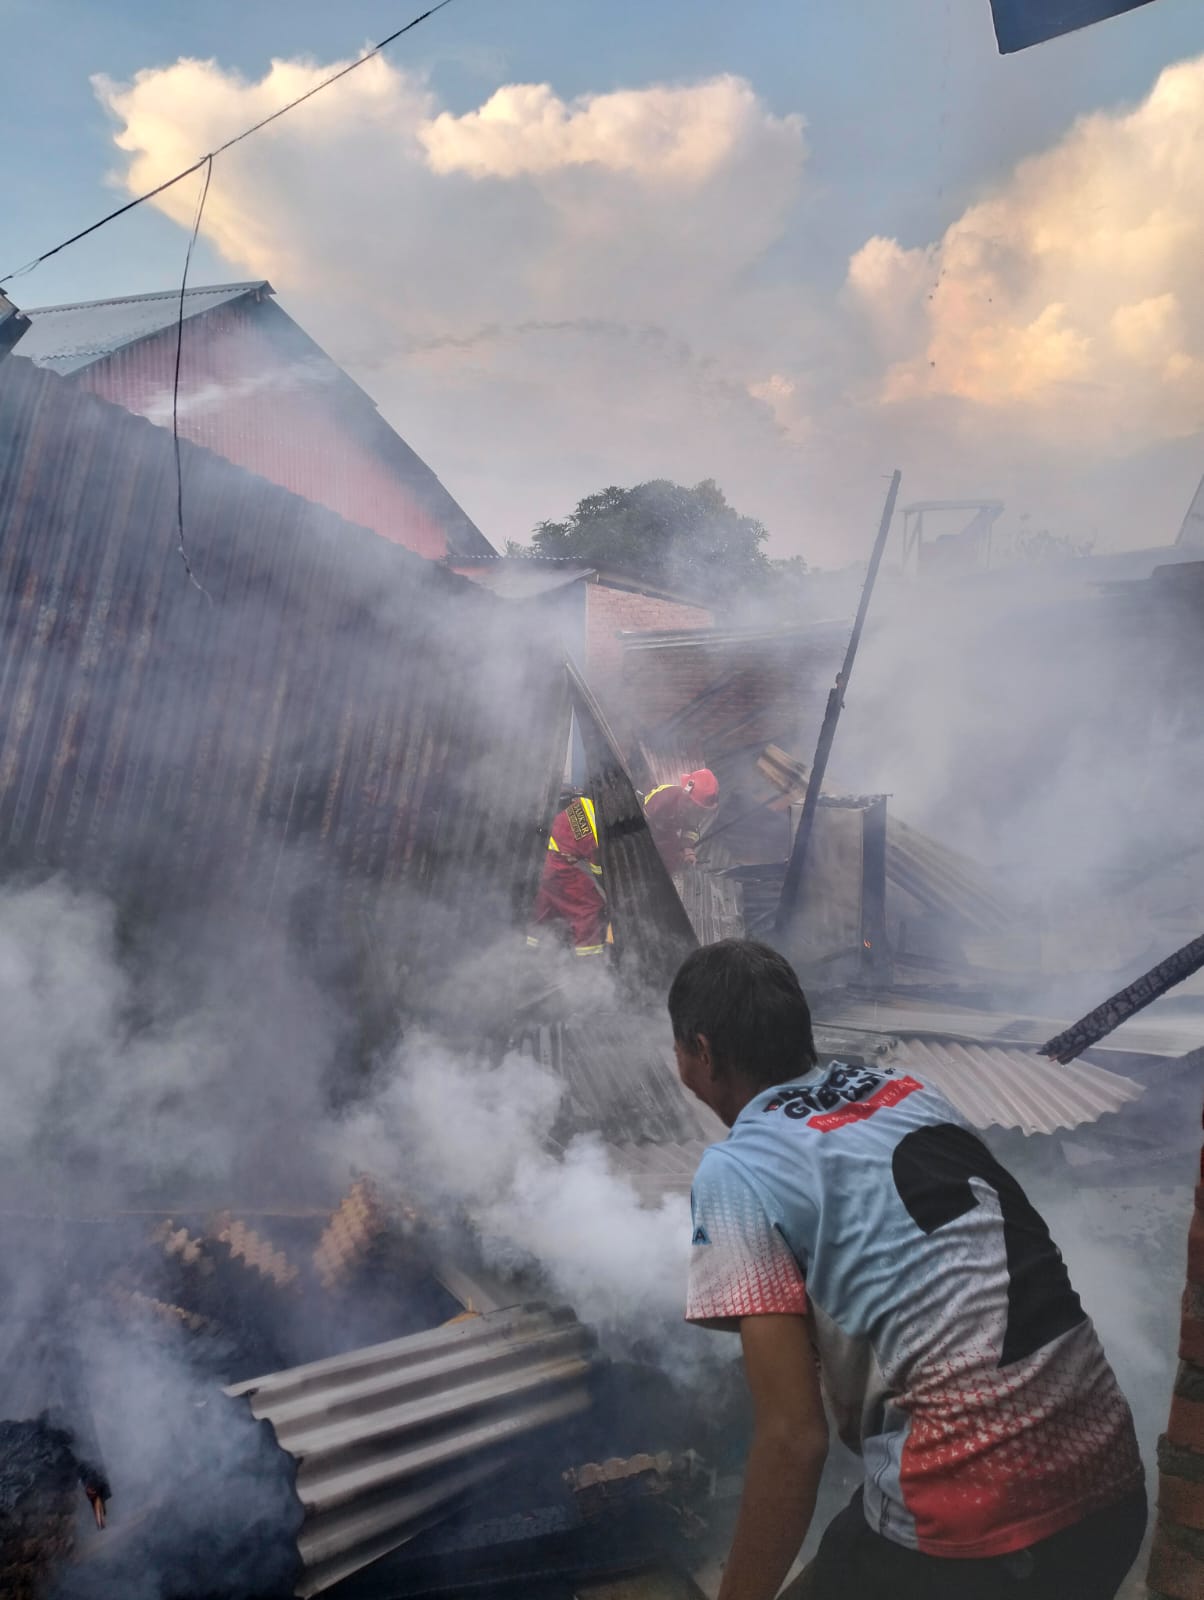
[681,769,719,808]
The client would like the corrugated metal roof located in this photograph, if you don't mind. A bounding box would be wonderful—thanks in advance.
[518,1013,721,1152]
[0,354,569,987]
[0,291,29,357]
[818,995,1204,1061]
[19,282,269,373]
[514,1010,723,1199]
[1176,471,1204,549]
[879,1037,1142,1135]
[458,562,596,600]
[619,622,845,651]
[568,664,698,991]
[675,866,744,945]
[226,1303,596,1597]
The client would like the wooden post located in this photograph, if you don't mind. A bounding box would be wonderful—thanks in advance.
[775,471,901,939]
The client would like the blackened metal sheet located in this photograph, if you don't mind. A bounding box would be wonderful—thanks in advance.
[567,663,696,993]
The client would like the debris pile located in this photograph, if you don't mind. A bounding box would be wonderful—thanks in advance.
[0,1418,107,1600]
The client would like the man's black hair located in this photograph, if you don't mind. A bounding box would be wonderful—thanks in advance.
[668,938,818,1087]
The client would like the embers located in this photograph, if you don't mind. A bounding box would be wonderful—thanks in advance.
[0,1417,105,1600]
[565,1449,717,1534]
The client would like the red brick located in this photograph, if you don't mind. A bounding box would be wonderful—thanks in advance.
[585,583,713,695]
[1159,1473,1204,1533]
[1149,1528,1204,1599]
[1168,1393,1204,1454]
[1182,1287,1204,1366]
[1189,1215,1204,1288]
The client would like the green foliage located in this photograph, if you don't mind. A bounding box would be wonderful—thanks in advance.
[528,479,794,603]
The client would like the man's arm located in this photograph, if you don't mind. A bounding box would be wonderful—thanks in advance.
[717,1314,828,1600]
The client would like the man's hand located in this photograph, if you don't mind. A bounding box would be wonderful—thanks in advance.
[716,1315,828,1600]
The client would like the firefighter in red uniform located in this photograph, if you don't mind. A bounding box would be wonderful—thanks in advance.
[530,793,608,957]
[644,769,720,872]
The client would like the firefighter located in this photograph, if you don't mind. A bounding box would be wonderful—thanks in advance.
[644,769,720,873]
[529,792,608,957]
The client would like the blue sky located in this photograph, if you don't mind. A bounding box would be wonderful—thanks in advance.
[3,0,1204,559]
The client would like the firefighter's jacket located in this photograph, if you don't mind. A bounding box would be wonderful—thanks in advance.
[644,784,702,873]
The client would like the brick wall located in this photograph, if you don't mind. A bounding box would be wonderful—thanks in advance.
[1149,1102,1204,1599]
[585,583,712,691]
[74,303,450,561]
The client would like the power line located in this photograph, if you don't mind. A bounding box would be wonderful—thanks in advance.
[0,0,458,287]
[172,157,214,593]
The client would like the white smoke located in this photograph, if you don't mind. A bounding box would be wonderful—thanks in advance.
[0,876,339,1211]
[338,1036,708,1354]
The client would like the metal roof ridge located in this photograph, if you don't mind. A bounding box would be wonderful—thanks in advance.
[25,281,272,314]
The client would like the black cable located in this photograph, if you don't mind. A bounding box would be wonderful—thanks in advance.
[172,156,214,592]
[0,0,457,287]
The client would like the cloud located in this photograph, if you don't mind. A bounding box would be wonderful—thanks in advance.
[91,51,1204,564]
[847,54,1204,449]
[420,75,800,183]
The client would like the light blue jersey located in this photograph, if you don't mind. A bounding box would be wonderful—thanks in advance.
[686,1061,1142,1558]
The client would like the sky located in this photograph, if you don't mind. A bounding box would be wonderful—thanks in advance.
[2,0,1204,565]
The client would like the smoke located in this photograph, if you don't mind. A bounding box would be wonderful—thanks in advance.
[0,868,722,1593]
[338,1034,705,1354]
[825,555,1204,1003]
[0,877,341,1212]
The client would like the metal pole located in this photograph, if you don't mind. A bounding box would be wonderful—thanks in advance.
[775,470,901,937]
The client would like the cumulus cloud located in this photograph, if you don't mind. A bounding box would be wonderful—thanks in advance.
[420,75,800,183]
[847,54,1204,448]
[91,49,1204,562]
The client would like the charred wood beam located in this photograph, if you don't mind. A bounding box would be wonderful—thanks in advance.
[1040,931,1204,1064]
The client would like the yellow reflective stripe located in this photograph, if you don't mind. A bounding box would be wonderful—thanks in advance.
[549,796,598,850]
[644,784,675,803]
[580,796,598,843]
[574,944,605,956]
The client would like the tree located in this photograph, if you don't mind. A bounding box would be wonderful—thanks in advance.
[528,479,788,604]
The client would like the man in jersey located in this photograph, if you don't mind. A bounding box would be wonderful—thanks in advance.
[668,939,1145,1600]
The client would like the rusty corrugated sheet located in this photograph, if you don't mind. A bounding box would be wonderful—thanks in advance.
[517,1013,721,1151]
[226,1303,596,1597]
[0,355,568,975]
[513,1012,723,1201]
[674,866,744,945]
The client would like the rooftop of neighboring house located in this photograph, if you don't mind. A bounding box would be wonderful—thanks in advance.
[450,551,715,608]
[16,282,271,374]
[16,281,494,560]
